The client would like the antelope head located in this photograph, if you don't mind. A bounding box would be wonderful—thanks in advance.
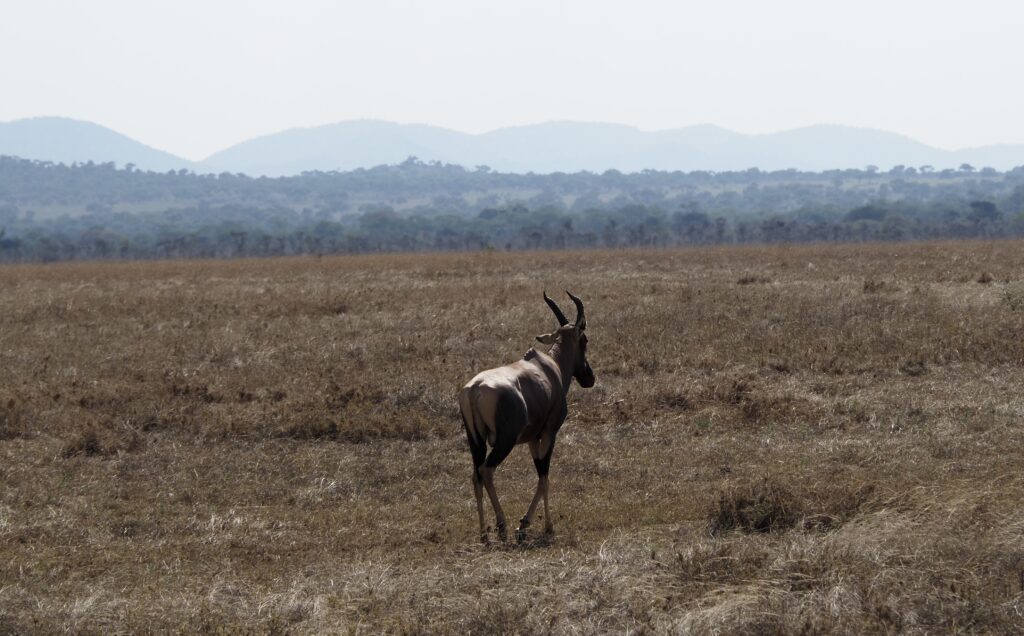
[537,291,595,388]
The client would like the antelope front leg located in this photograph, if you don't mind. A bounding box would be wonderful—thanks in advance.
[541,476,553,535]
[539,435,557,535]
[518,437,555,542]
[517,475,547,542]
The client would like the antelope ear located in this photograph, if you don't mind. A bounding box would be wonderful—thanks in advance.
[535,332,557,345]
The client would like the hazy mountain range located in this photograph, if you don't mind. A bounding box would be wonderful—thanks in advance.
[3,116,1023,176]
[0,117,206,173]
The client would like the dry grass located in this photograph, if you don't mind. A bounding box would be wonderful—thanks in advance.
[3,241,1024,633]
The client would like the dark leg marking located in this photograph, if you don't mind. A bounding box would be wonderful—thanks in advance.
[518,436,557,543]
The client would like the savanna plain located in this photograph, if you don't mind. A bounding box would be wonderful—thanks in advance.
[4,242,1024,634]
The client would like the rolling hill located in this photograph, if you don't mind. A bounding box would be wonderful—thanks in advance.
[3,116,1023,176]
[0,117,199,173]
[204,120,1024,175]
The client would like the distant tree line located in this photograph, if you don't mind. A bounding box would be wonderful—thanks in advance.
[1,156,1023,262]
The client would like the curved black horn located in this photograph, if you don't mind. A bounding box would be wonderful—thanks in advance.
[543,291,569,326]
[566,291,585,327]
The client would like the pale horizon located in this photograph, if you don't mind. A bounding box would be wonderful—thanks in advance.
[2,0,1021,161]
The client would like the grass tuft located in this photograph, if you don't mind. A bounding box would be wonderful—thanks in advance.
[0,398,27,440]
[710,477,802,533]
[863,278,900,293]
[737,273,772,285]
[710,478,878,534]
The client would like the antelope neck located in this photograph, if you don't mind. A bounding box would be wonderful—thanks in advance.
[548,342,576,393]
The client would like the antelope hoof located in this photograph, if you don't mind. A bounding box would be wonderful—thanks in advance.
[544,524,555,536]
[497,522,508,543]
[517,517,531,543]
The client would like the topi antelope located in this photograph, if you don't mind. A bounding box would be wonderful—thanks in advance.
[459,291,595,543]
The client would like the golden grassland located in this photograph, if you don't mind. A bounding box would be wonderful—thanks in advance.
[3,242,1024,633]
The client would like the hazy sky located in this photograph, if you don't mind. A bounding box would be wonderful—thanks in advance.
[2,0,1020,160]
